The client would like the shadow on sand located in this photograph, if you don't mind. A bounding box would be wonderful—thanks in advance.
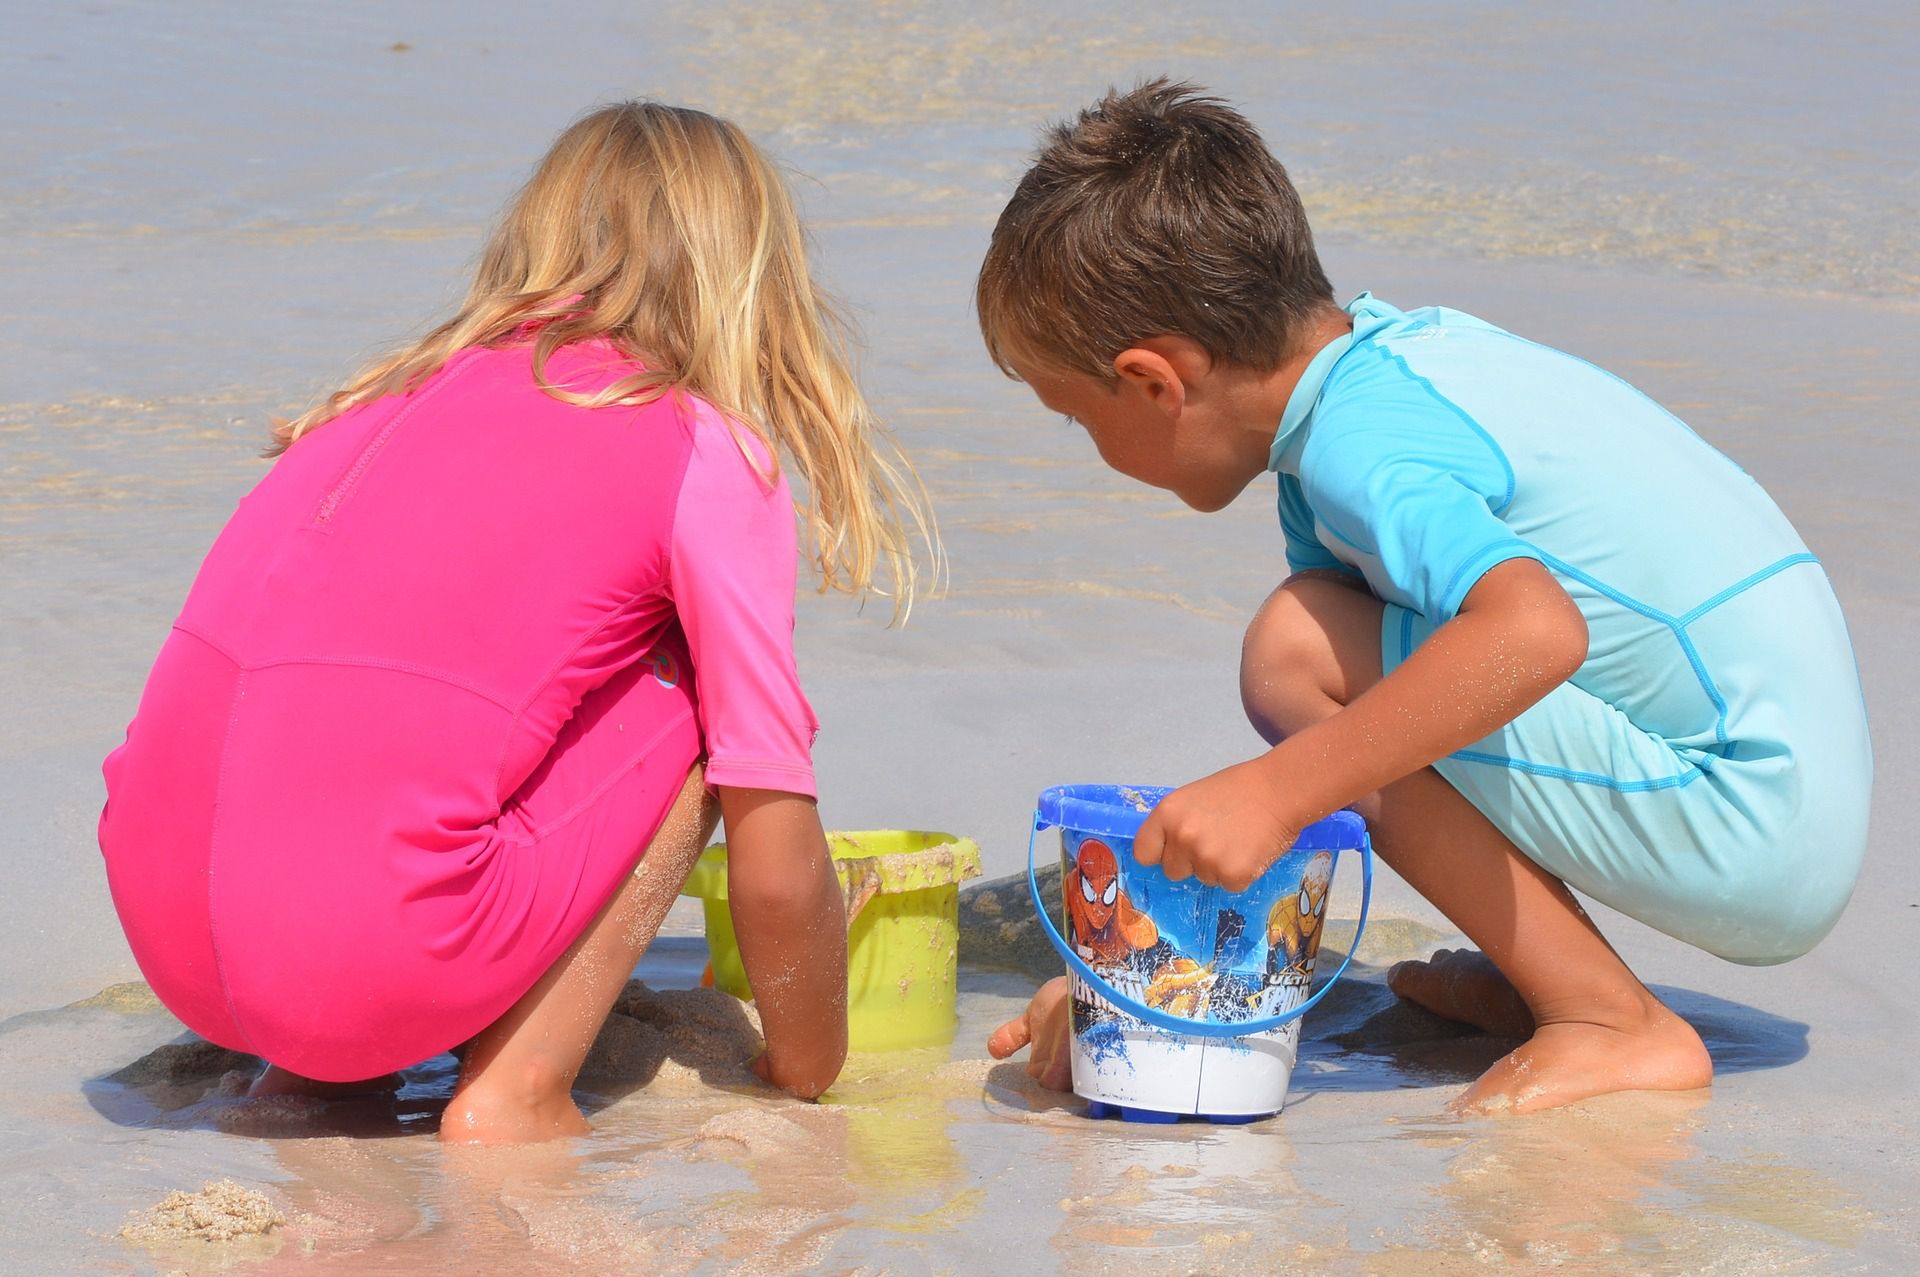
[79,909,1808,1136]
[82,938,765,1140]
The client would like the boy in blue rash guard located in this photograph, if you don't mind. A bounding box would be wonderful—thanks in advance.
[978,80,1870,1114]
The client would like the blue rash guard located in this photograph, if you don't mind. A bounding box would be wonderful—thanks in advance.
[1270,295,1870,964]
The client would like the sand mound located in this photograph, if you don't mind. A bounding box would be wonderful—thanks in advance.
[693,1107,814,1157]
[578,981,763,1095]
[67,981,165,1013]
[108,1038,259,1086]
[121,1179,284,1244]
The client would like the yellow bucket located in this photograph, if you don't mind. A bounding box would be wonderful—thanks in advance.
[681,830,982,1052]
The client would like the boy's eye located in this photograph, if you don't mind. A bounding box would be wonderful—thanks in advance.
[1061,414,1080,430]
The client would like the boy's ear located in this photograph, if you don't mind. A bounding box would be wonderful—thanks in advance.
[1112,346,1186,418]
[1112,337,1210,419]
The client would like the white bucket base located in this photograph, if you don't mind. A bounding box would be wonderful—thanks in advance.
[1068,973,1304,1119]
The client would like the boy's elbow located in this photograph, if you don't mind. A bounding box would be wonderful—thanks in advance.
[1537,602,1588,686]
[1470,557,1588,688]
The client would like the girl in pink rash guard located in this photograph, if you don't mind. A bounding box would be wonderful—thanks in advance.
[97,102,934,1143]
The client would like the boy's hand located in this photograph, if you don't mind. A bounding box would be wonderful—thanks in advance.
[986,976,1073,1091]
[1133,758,1300,892]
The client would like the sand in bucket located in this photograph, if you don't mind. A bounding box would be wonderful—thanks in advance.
[684,831,982,1052]
[1029,785,1372,1123]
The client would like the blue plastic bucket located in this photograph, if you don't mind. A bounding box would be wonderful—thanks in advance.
[1028,784,1373,1122]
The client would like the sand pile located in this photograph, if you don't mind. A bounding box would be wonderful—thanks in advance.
[107,1038,258,1087]
[578,981,764,1095]
[120,1179,284,1244]
[66,981,165,1013]
[693,1107,815,1157]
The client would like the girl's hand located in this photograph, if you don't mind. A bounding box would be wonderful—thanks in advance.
[986,976,1073,1091]
[1132,758,1301,892]
[751,1042,843,1100]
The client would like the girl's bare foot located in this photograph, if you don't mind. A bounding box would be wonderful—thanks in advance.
[1387,947,1535,1037]
[436,765,716,1146]
[1453,999,1713,1115]
[248,1064,404,1099]
[440,1078,590,1144]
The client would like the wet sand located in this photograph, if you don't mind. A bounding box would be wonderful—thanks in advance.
[4,1,1918,1273]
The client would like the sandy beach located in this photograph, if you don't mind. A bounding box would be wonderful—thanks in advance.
[3,2,1917,1272]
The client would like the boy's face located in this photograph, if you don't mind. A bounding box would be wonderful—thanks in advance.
[1008,343,1268,513]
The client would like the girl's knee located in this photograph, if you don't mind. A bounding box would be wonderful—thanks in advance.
[1239,576,1382,744]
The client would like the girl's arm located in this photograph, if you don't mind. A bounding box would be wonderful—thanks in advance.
[1137,558,1588,888]
[717,785,847,1099]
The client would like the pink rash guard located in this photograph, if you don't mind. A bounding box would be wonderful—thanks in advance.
[97,340,817,1081]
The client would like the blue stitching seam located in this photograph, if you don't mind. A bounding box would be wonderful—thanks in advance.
[1350,316,1825,792]
[1363,334,1518,513]
[1321,517,1373,555]
[1540,553,1669,623]
[1680,553,1820,624]
[1440,538,1546,617]
[1482,327,1725,454]
[1448,749,1708,792]
[1676,629,1731,747]
[1537,551,1733,751]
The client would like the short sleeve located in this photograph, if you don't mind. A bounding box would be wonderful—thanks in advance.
[1276,474,1360,578]
[668,403,819,797]
[1303,400,1542,623]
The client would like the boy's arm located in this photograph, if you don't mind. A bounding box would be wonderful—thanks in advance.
[717,786,848,1098]
[1136,558,1587,889]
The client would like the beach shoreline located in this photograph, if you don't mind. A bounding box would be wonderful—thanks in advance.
[4,3,1917,1272]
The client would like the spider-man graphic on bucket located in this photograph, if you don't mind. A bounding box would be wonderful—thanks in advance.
[1065,837,1159,966]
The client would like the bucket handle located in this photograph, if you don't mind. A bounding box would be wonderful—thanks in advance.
[1026,812,1373,1039]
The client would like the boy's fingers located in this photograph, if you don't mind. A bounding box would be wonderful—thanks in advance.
[1134,814,1166,866]
[1159,833,1193,881]
[1030,1053,1072,1090]
[987,1015,1032,1059]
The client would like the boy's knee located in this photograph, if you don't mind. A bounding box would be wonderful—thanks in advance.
[1239,576,1371,744]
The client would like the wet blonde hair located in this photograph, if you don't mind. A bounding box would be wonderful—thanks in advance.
[275,100,936,615]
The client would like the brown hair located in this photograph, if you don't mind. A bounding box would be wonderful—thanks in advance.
[977,79,1333,381]
[275,101,938,618]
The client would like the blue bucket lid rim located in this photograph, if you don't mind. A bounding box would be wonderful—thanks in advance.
[1035,783,1366,849]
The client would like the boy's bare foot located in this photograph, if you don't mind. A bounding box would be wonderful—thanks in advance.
[1453,1001,1713,1116]
[1389,948,1712,1113]
[248,1065,404,1100]
[440,1079,590,1144]
[1387,948,1535,1037]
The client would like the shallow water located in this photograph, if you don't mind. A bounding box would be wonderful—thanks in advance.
[3,1,1919,1274]
[28,932,1880,1276]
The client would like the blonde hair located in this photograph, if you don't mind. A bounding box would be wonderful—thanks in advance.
[276,100,937,616]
